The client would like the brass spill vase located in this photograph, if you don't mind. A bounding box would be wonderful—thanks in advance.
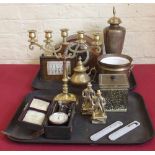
[104,7,126,54]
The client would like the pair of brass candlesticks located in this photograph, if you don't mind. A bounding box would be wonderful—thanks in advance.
[28,29,102,104]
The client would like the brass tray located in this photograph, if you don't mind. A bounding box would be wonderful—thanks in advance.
[4,89,154,144]
[32,70,136,90]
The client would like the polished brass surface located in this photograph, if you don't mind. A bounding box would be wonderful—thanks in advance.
[108,7,122,25]
[99,74,129,89]
[92,33,101,46]
[28,30,38,43]
[53,53,77,103]
[73,57,87,72]
[28,29,63,57]
[97,54,133,76]
[81,82,95,115]
[70,57,96,86]
[45,30,52,40]
[104,7,126,54]
[92,90,107,124]
[77,31,86,43]
[60,28,69,44]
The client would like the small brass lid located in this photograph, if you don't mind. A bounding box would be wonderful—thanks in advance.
[99,74,129,89]
[74,57,87,72]
[108,7,122,25]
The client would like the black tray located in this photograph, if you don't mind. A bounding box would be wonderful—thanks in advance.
[32,70,136,91]
[4,90,154,144]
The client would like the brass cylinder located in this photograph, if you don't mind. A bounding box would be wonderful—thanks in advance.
[104,7,126,54]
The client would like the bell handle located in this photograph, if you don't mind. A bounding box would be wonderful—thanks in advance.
[88,67,97,82]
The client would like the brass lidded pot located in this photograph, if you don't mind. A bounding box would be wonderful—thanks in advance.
[70,57,96,86]
[97,54,133,76]
[104,7,126,54]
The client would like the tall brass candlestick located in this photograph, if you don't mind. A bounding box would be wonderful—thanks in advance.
[53,54,77,103]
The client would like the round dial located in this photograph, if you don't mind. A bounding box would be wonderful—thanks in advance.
[49,112,68,125]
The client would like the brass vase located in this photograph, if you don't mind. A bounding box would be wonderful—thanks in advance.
[104,7,126,54]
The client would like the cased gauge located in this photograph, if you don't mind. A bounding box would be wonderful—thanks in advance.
[49,112,69,125]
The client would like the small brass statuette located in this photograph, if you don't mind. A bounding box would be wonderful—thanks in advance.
[81,82,95,115]
[91,90,107,124]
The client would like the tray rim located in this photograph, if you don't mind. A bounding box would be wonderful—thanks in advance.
[3,90,155,145]
[32,70,137,91]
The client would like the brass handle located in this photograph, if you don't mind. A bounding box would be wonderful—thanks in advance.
[128,64,134,76]
[89,67,97,82]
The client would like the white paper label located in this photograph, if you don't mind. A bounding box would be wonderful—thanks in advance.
[47,61,71,75]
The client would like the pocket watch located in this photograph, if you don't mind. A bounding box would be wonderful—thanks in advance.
[49,112,69,125]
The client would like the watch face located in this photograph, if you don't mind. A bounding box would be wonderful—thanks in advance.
[49,112,68,125]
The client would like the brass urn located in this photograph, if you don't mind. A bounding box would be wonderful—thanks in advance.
[70,57,96,86]
[104,7,126,54]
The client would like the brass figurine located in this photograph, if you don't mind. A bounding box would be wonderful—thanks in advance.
[81,82,95,115]
[92,90,107,124]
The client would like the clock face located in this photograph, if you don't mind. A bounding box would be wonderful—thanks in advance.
[47,61,71,75]
[49,112,68,125]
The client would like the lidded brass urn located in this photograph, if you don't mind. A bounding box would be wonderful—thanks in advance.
[104,7,126,54]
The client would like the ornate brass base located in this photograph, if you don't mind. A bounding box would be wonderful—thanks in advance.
[81,102,93,115]
[53,92,77,103]
[91,114,107,124]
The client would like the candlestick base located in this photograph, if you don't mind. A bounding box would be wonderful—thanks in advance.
[53,93,77,103]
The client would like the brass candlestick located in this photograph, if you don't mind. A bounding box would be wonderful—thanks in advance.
[53,53,77,103]
[91,32,102,54]
[68,31,102,64]
[28,29,70,57]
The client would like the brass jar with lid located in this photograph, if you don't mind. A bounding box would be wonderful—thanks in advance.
[104,7,126,54]
[70,57,96,86]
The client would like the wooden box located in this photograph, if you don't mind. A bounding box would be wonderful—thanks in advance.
[44,101,76,139]
[40,54,75,81]
[18,97,52,131]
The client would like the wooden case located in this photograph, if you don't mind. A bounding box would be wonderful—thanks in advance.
[44,101,76,139]
[18,97,52,131]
